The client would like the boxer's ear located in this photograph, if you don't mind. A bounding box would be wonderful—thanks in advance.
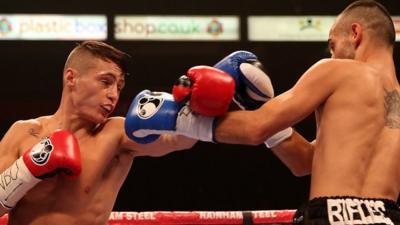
[351,23,362,49]
[64,68,78,88]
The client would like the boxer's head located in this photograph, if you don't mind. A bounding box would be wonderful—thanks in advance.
[63,41,130,85]
[328,0,395,59]
[62,41,131,124]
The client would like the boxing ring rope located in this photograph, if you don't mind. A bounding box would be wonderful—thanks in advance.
[0,210,296,225]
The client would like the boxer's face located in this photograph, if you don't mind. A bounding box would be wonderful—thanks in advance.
[328,19,356,59]
[68,57,125,124]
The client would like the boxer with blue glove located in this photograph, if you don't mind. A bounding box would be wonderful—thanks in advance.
[214,50,274,110]
[125,66,235,143]
[214,51,293,148]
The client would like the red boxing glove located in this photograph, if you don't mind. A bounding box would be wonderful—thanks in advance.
[0,130,81,210]
[23,129,81,178]
[173,66,235,116]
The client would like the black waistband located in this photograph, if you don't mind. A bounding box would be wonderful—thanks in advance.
[293,196,400,225]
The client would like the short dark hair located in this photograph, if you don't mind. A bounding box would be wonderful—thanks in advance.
[341,0,395,47]
[68,41,131,76]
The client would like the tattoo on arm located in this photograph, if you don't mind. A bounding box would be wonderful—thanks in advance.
[28,128,40,138]
[384,90,400,129]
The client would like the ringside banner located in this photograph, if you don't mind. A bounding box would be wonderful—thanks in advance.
[114,16,239,41]
[248,16,335,41]
[0,14,107,40]
[248,16,400,42]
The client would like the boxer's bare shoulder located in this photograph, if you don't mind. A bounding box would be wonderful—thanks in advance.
[14,116,61,140]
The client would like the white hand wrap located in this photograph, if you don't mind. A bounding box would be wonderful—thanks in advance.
[0,157,40,210]
[264,127,293,148]
[176,105,214,142]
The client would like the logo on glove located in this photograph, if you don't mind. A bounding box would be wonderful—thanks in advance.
[136,93,165,119]
[30,137,54,166]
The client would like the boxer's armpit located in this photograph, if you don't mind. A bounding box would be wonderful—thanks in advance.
[384,89,400,129]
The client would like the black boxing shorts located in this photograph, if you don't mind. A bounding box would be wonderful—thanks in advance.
[292,196,400,225]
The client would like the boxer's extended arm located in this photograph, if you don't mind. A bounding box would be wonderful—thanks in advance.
[120,66,235,157]
[121,131,197,157]
[106,117,197,158]
[271,131,315,176]
[214,59,342,144]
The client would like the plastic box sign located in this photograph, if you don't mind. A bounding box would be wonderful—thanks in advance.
[0,14,107,40]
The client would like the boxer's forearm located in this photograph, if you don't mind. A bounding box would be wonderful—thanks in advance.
[271,131,314,177]
[126,133,197,158]
[159,134,197,152]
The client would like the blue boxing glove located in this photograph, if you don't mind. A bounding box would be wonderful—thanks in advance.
[125,90,215,144]
[214,51,293,148]
[124,90,178,144]
[214,51,274,110]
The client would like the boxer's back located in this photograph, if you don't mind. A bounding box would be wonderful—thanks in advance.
[310,60,400,200]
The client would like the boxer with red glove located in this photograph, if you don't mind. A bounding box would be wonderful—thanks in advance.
[172,66,235,117]
[0,130,81,210]
[125,66,235,143]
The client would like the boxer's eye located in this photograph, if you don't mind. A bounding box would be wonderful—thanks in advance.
[101,79,112,86]
[117,80,125,92]
[117,84,123,92]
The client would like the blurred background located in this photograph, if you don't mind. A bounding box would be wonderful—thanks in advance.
[1,0,399,212]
